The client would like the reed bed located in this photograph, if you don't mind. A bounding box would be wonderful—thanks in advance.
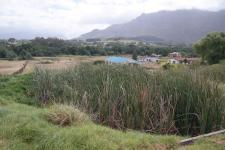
[32,64,225,135]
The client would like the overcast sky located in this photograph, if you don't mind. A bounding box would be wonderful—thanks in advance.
[0,0,225,39]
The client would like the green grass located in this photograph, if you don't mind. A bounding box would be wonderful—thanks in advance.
[0,102,179,150]
[199,63,225,83]
[0,74,35,105]
[32,64,225,135]
[0,72,225,149]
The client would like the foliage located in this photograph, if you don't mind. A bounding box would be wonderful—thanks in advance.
[0,37,196,60]
[132,50,138,60]
[32,64,225,135]
[162,63,173,70]
[194,32,225,64]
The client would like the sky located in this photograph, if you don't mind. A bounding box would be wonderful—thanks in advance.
[0,0,225,39]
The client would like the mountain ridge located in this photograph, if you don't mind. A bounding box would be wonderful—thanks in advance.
[80,9,225,43]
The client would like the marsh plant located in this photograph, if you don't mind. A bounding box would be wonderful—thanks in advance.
[33,64,225,135]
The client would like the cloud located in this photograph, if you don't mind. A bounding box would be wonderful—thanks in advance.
[0,0,224,39]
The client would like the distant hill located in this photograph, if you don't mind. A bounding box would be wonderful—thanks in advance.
[80,9,225,43]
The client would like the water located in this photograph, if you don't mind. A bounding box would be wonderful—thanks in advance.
[106,56,137,64]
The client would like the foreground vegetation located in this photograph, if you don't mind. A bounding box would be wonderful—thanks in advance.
[1,64,225,149]
[33,64,225,136]
[0,101,180,150]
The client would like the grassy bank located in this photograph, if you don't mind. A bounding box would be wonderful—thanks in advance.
[0,74,34,105]
[0,101,179,150]
[1,74,225,149]
[32,64,225,135]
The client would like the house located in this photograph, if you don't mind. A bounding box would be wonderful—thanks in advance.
[138,56,160,63]
[151,53,161,57]
[169,58,180,64]
[169,52,182,58]
[169,58,193,64]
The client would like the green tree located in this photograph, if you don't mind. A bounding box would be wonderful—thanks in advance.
[0,48,7,58]
[19,50,32,60]
[194,32,225,64]
[6,50,17,60]
[132,50,138,60]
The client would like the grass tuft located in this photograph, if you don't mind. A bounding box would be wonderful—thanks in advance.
[46,104,89,126]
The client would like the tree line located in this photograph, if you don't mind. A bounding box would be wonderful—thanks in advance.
[0,37,195,60]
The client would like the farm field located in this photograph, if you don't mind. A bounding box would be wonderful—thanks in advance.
[0,56,106,75]
[0,55,166,75]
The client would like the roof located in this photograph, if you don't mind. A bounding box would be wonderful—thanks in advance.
[106,56,138,64]
[169,52,181,54]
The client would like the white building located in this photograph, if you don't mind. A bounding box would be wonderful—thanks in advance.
[138,56,160,63]
[169,59,180,64]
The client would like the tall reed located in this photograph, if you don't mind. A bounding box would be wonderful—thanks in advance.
[32,64,225,135]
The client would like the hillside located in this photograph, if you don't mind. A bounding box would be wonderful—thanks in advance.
[80,9,225,43]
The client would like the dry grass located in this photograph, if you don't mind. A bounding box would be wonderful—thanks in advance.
[46,104,89,126]
[0,60,26,75]
[0,56,106,75]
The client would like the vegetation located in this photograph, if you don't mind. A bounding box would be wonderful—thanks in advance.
[0,102,179,150]
[0,37,195,60]
[0,74,34,105]
[32,64,225,136]
[0,76,179,150]
[46,104,90,126]
[199,63,225,82]
[194,32,225,64]
[1,63,225,149]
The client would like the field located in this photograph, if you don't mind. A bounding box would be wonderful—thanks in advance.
[0,57,225,150]
[0,55,170,75]
[0,56,106,75]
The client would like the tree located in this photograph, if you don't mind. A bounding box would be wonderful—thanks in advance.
[8,38,16,43]
[194,32,225,64]
[132,50,138,60]
[19,50,32,60]
[0,48,7,58]
[6,50,17,60]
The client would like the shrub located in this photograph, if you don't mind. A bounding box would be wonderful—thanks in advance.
[199,64,225,83]
[93,60,105,65]
[46,104,89,126]
[33,64,225,135]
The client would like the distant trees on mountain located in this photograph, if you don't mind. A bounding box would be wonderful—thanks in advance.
[0,37,195,60]
[194,32,225,64]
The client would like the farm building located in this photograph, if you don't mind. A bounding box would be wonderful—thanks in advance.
[169,58,193,64]
[169,58,180,64]
[151,53,161,57]
[138,56,160,63]
[169,52,182,58]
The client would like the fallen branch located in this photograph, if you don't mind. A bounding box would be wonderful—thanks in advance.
[180,129,225,145]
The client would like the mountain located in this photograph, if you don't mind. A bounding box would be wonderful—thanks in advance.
[80,9,225,43]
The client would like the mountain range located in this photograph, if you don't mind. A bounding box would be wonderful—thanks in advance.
[80,9,225,44]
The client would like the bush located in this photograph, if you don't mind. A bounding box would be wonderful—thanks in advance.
[33,64,225,135]
[199,63,225,83]
[46,104,89,126]
[93,60,105,65]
